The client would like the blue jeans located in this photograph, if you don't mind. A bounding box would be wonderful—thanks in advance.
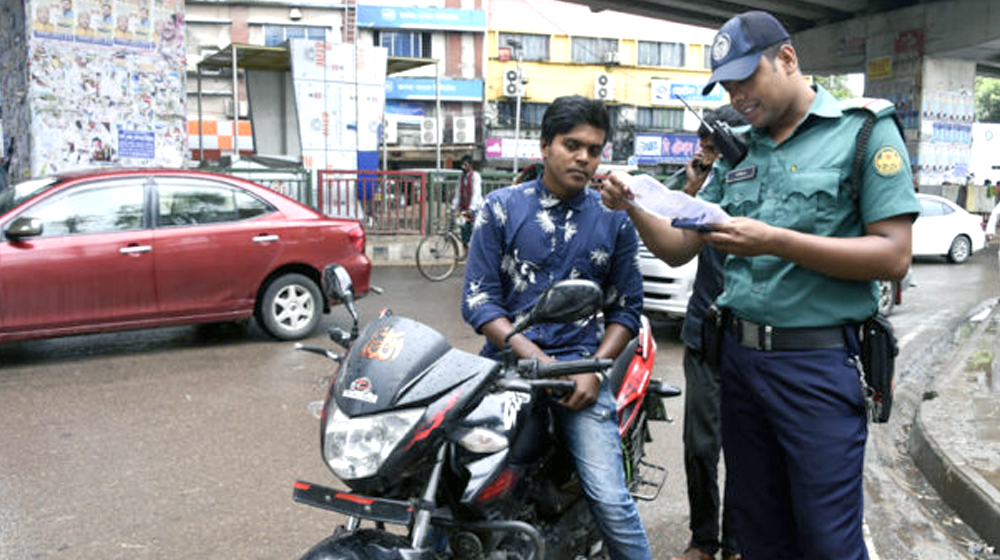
[553,383,653,560]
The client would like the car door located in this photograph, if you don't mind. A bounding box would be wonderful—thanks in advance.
[151,177,281,318]
[912,197,953,256]
[0,178,157,336]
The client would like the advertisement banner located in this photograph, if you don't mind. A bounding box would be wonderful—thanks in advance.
[634,132,699,165]
[357,5,486,32]
[650,79,724,106]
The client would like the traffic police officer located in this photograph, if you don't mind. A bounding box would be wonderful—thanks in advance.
[602,11,919,560]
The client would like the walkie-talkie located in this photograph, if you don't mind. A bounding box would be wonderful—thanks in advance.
[677,96,748,166]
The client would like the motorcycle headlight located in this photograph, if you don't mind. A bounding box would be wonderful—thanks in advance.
[323,401,424,480]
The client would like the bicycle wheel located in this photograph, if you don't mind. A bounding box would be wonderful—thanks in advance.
[416,233,460,281]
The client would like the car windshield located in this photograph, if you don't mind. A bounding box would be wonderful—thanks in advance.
[0,177,60,215]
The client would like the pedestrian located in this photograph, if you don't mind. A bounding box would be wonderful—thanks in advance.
[452,154,482,246]
[461,95,652,560]
[671,105,746,560]
[601,11,919,560]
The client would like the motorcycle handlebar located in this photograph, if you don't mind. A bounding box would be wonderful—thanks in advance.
[494,377,577,395]
[515,358,613,378]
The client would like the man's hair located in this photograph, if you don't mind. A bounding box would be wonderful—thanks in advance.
[541,95,610,145]
[460,154,473,166]
[698,105,748,139]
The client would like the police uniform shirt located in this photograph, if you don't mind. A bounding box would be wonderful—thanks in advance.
[700,85,920,328]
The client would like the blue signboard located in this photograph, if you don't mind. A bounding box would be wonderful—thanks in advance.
[385,78,484,102]
[118,129,156,160]
[634,132,699,165]
[650,79,724,106]
[358,6,486,31]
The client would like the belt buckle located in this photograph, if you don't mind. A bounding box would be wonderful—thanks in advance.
[739,319,773,351]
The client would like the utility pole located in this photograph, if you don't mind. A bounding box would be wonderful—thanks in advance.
[507,39,523,174]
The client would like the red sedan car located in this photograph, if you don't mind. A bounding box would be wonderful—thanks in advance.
[0,169,371,344]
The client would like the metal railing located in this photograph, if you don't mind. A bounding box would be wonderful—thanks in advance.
[199,166,313,206]
[317,170,428,235]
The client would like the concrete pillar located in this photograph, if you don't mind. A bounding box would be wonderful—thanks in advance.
[0,0,189,180]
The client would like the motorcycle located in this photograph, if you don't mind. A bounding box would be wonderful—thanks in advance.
[292,264,680,560]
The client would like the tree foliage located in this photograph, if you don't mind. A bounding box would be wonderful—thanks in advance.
[814,74,853,100]
[975,76,1000,123]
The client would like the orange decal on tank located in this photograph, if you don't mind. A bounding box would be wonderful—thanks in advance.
[361,326,406,362]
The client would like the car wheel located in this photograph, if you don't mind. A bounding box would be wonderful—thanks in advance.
[258,273,322,340]
[877,279,895,316]
[947,235,972,264]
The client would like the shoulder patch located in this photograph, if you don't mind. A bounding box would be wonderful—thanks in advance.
[873,146,904,176]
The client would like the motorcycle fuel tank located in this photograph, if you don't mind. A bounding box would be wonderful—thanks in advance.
[334,315,498,417]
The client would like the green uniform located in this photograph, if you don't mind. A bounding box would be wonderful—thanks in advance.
[700,85,920,328]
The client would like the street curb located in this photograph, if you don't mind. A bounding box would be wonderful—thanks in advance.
[909,302,1000,551]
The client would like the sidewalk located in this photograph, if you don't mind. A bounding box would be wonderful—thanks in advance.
[910,298,1000,551]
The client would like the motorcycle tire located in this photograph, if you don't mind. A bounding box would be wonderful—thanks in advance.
[298,529,410,560]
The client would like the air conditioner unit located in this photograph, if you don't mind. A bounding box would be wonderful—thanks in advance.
[420,117,439,145]
[383,118,398,144]
[503,68,523,97]
[603,51,620,65]
[452,116,475,144]
[224,99,249,117]
[594,74,615,101]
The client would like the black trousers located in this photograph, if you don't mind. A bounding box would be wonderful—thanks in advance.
[683,346,738,556]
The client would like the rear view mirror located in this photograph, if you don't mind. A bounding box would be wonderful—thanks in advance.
[322,264,354,303]
[510,279,602,336]
[4,217,43,241]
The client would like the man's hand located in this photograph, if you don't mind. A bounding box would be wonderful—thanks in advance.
[558,372,602,411]
[600,172,634,211]
[704,217,777,256]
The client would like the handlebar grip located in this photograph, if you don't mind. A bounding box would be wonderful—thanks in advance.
[517,358,613,378]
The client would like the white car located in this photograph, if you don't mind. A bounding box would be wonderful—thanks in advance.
[913,193,986,263]
[637,243,698,321]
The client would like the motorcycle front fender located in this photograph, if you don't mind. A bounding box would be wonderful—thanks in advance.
[298,529,433,560]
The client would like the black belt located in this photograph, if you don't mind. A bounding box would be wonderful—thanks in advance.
[728,317,846,351]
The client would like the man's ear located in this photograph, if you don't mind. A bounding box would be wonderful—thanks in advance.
[777,44,799,75]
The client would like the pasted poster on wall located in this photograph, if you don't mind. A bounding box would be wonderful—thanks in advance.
[25,0,186,176]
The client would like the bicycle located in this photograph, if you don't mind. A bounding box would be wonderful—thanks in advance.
[416,212,469,281]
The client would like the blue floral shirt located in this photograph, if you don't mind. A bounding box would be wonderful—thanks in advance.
[461,178,643,360]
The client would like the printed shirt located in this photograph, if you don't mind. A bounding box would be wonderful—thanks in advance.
[699,85,920,328]
[462,178,644,360]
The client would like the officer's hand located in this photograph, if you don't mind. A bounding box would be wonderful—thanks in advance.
[601,172,634,211]
[684,149,718,195]
[558,373,601,411]
[704,217,778,256]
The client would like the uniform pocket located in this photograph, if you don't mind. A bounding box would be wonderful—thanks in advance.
[776,169,841,232]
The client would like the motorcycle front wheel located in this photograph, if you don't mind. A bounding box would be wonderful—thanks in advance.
[298,529,410,560]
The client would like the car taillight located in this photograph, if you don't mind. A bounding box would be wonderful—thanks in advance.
[348,224,366,254]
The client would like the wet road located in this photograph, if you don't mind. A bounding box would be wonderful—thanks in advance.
[0,249,997,559]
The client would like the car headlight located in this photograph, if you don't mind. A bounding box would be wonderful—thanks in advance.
[323,401,424,480]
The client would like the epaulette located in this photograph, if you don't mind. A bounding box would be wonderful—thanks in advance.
[840,97,897,119]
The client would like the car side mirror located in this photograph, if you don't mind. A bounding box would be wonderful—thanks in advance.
[4,216,43,241]
[509,279,602,338]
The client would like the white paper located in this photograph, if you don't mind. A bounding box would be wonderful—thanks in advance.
[615,172,730,226]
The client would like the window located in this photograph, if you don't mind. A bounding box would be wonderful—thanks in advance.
[157,181,274,226]
[263,25,326,47]
[498,32,549,62]
[637,107,684,130]
[919,198,952,218]
[637,41,685,67]
[375,30,432,58]
[32,181,145,237]
[571,37,618,64]
[498,102,549,127]
[703,44,712,69]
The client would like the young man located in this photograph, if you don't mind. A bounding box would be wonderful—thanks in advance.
[671,106,746,560]
[602,11,919,560]
[452,154,482,246]
[461,95,651,560]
